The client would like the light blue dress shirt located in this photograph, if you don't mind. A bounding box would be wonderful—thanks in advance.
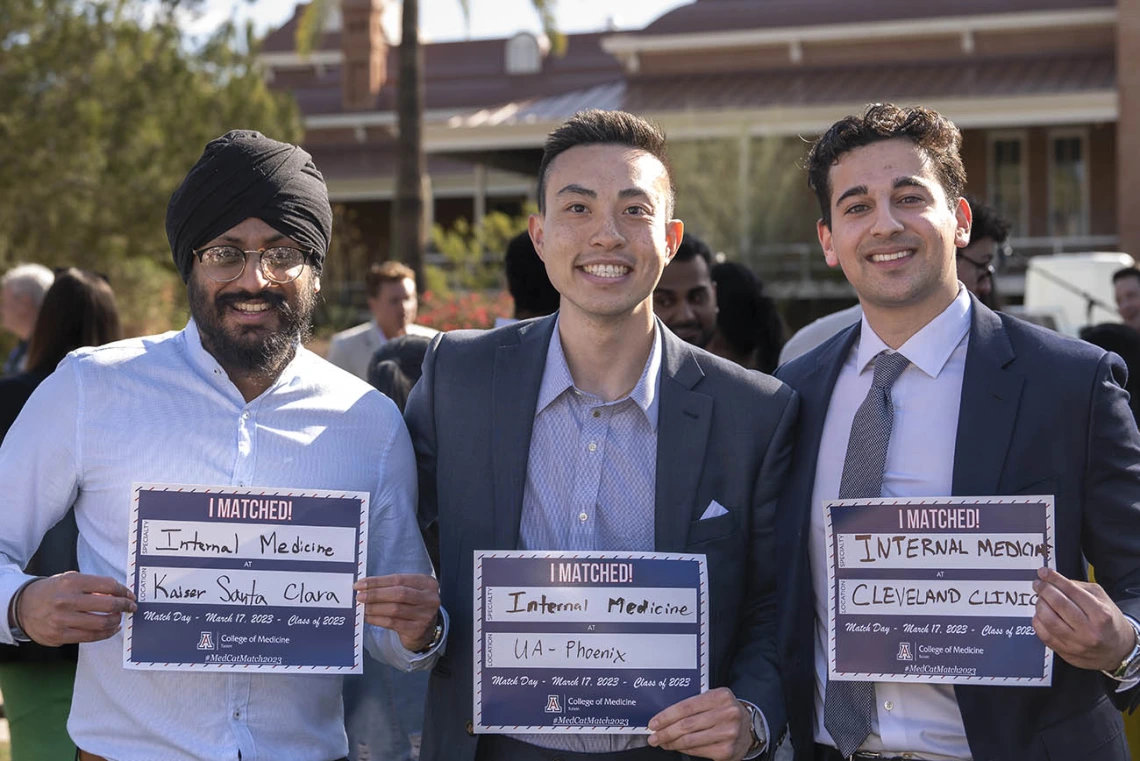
[0,321,440,761]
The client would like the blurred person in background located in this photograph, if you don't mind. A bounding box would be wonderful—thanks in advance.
[496,231,561,327]
[341,334,434,761]
[1113,267,1140,336]
[706,261,786,374]
[0,263,55,375]
[0,268,122,761]
[327,261,438,379]
[653,233,718,348]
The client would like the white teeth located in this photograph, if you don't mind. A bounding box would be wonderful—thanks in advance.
[234,302,271,313]
[871,250,914,262]
[582,263,630,278]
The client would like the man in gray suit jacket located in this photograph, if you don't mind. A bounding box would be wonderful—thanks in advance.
[406,110,797,761]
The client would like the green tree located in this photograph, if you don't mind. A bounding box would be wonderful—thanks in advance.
[0,0,301,335]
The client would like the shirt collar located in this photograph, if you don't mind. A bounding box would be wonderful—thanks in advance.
[180,318,306,398]
[536,316,663,431]
[855,286,972,379]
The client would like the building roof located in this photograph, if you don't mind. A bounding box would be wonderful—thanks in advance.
[639,0,1114,36]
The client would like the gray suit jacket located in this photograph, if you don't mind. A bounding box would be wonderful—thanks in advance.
[327,321,437,380]
[405,314,798,761]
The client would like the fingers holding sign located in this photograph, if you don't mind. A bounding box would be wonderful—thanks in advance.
[647,687,756,761]
[1033,567,1136,672]
[18,572,137,647]
[354,573,440,652]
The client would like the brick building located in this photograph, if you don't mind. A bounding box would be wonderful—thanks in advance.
[261,0,1136,306]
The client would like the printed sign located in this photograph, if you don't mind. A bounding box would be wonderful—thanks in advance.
[125,483,368,673]
[474,551,708,733]
[825,496,1055,686]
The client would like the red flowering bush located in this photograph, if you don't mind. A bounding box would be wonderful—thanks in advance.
[418,290,514,331]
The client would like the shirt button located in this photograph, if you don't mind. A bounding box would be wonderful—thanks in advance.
[579,512,588,522]
[592,410,600,418]
[233,710,241,719]
[588,442,597,452]
[883,700,894,711]
[241,411,250,420]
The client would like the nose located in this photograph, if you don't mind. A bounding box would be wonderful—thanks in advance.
[234,252,273,291]
[589,212,625,250]
[869,203,905,237]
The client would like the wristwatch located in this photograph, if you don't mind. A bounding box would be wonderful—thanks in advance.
[413,612,444,655]
[739,700,766,757]
[1108,618,1140,681]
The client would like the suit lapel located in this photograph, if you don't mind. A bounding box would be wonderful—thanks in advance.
[491,316,556,550]
[782,325,859,544]
[952,298,1023,496]
[654,330,713,552]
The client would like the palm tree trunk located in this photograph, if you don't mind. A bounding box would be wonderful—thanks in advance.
[393,0,426,283]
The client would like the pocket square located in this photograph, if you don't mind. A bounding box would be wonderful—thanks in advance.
[700,500,729,520]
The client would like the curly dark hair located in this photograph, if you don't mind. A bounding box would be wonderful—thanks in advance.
[807,103,966,228]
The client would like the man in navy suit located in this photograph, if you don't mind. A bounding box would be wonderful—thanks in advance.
[775,103,1140,761]
[407,109,797,761]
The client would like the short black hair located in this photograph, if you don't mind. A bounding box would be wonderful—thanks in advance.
[1114,267,1140,287]
[710,261,786,374]
[807,103,966,228]
[671,233,712,268]
[504,231,560,318]
[964,195,1011,246]
[537,109,675,218]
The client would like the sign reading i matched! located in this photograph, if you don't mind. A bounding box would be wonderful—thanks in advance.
[475,551,708,734]
[125,483,368,673]
[825,496,1055,686]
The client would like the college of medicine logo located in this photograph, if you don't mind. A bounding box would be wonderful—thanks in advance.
[896,642,913,661]
[544,695,563,714]
[197,631,217,651]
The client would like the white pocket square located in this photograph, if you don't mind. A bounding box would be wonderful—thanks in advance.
[700,500,729,520]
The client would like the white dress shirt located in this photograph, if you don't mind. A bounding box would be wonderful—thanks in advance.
[0,321,441,761]
[810,287,972,760]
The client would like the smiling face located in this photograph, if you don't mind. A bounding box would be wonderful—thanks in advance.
[529,143,682,327]
[654,255,717,347]
[188,217,320,378]
[818,138,970,330]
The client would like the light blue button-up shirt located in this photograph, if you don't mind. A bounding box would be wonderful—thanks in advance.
[0,321,439,761]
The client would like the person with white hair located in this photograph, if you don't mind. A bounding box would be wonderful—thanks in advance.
[1,263,55,375]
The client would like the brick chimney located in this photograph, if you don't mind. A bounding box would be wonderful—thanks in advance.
[1119,0,1140,258]
[341,0,387,111]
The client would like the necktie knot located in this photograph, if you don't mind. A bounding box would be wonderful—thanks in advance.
[871,350,910,390]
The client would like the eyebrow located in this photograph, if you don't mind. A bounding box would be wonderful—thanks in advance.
[554,185,654,204]
[834,176,929,207]
[216,232,289,246]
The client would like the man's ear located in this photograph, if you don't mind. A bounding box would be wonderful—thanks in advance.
[954,196,973,249]
[528,214,545,263]
[664,219,684,264]
[818,219,840,269]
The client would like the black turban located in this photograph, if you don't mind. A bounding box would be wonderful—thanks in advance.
[165,130,333,282]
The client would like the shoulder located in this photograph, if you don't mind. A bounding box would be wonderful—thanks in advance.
[671,336,793,407]
[780,304,862,364]
[776,322,857,387]
[996,311,1109,369]
[406,323,440,338]
[328,322,373,346]
[66,330,183,374]
[430,317,550,362]
[294,348,404,422]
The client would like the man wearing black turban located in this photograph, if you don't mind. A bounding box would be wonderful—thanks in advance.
[0,131,445,761]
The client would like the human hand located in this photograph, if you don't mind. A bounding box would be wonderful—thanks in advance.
[647,687,756,761]
[353,573,440,652]
[1033,567,1136,672]
[16,572,136,646]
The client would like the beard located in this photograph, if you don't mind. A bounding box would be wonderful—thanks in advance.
[189,275,318,380]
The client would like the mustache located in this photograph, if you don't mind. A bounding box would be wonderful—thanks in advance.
[214,290,289,312]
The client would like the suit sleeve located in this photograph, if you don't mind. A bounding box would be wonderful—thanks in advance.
[1079,352,1140,709]
[730,385,799,742]
[404,332,444,576]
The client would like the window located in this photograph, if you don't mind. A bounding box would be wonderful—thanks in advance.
[506,33,547,75]
[986,131,1027,237]
[1048,129,1089,237]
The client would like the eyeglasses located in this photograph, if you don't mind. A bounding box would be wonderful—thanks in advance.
[193,246,315,284]
[955,252,995,280]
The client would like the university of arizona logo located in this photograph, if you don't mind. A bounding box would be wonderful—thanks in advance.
[197,631,217,650]
[896,641,913,661]
[544,695,563,713]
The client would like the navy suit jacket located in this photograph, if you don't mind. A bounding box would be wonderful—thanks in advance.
[774,297,1140,761]
[405,314,798,761]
